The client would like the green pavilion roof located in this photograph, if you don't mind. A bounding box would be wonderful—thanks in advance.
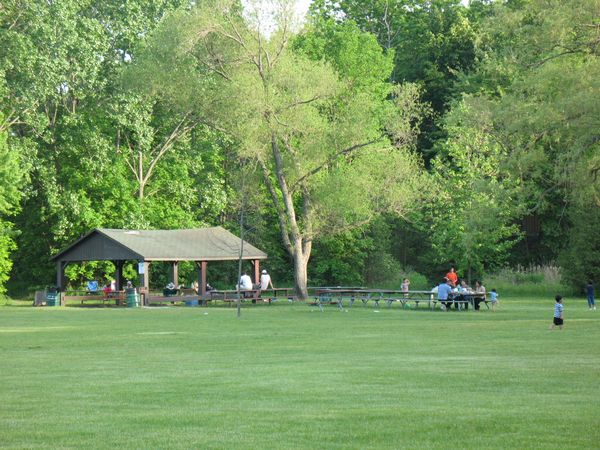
[51,227,268,262]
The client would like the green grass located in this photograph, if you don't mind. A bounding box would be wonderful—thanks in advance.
[1,298,599,449]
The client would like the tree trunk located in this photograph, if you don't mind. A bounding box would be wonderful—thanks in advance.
[293,247,309,300]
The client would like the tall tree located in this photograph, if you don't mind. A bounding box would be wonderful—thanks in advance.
[129,0,428,298]
[451,0,600,282]
[0,116,26,295]
[309,0,483,157]
[427,100,523,280]
[1,0,229,293]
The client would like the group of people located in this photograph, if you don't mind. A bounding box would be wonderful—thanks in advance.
[435,267,498,311]
[237,269,274,291]
[435,267,596,329]
[157,269,275,296]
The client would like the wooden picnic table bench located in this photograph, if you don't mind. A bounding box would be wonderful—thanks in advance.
[62,290,126,306]
[261,287,295,302]
[144,288,205,306]
[309,288,488,311]
[208,289,271,306]
[310,290,345,311]
[434,292,487,310]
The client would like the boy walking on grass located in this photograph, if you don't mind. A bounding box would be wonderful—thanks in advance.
[550,295,564,330]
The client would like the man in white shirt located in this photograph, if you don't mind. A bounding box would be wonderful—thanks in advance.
[238,271,253,291]
[260,269,274,291]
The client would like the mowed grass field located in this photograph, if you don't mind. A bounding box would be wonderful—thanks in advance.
[1,298,599,449]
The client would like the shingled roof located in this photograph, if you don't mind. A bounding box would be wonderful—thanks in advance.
[51,227,268,262]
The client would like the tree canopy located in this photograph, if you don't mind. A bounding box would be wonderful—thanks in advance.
[0,0,598,296]
[126,0,428,297]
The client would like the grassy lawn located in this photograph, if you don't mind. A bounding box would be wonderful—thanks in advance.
[0,298,599,449]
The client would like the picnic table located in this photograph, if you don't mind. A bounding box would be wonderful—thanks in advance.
[310,288,487,311]
[208,289,269,306]
[444,291,488,310]
[144,287,205,306]
[261,287,295,302]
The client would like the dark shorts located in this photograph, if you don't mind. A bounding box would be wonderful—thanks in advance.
[553,317,563,326]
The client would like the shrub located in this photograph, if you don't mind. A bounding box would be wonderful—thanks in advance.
[377,268,430,290]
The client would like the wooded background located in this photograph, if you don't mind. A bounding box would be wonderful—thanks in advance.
[1,0,598,296]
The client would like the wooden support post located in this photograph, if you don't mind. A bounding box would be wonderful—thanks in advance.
[171,261,179,287]
[115,261,124,291]
[56,261,67,291]
[254,259,260,285]
[139,260,150,292]
[201,261,207,296]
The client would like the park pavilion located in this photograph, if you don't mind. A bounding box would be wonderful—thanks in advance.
[50,227,268,295]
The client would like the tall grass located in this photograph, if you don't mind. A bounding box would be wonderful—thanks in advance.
[377,268,430,290]
[484,264,574,298]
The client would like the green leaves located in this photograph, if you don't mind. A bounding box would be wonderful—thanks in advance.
[427,101,524,277]
[0,119,26,295]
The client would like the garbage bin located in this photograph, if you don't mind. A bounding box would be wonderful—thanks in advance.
[185,299,199,307]
[125,288,139,308]
[46,288,59,307]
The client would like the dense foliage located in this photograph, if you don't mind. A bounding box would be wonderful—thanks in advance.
[0,0,598,296]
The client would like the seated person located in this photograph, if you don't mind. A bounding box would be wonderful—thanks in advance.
[237,271,254,298]
[458,280,473,309]
[437,278,453,311]
[260,269,275,291]
[163,282,178,297]
[237,272,253,291]
[473,280,486,310]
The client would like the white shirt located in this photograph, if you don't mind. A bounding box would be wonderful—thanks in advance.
[239,274,253,290]
[260,274,272,290]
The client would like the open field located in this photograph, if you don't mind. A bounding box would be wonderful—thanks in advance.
[1,298,599,449]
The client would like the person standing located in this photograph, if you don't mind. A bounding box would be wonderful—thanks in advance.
[401,278,410,298]
[445,267,458,287]
[489,289,499,311]
[260,269,274,291]
[586,280,595,310]
[550,295,564,330]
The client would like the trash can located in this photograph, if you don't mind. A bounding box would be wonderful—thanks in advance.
[46,288,59,307]
[185,299,199,307]
[125,288,140,308]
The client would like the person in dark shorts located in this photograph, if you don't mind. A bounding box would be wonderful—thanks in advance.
[550,295,564,330]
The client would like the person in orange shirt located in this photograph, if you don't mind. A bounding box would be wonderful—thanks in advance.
[445,267,458,287]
